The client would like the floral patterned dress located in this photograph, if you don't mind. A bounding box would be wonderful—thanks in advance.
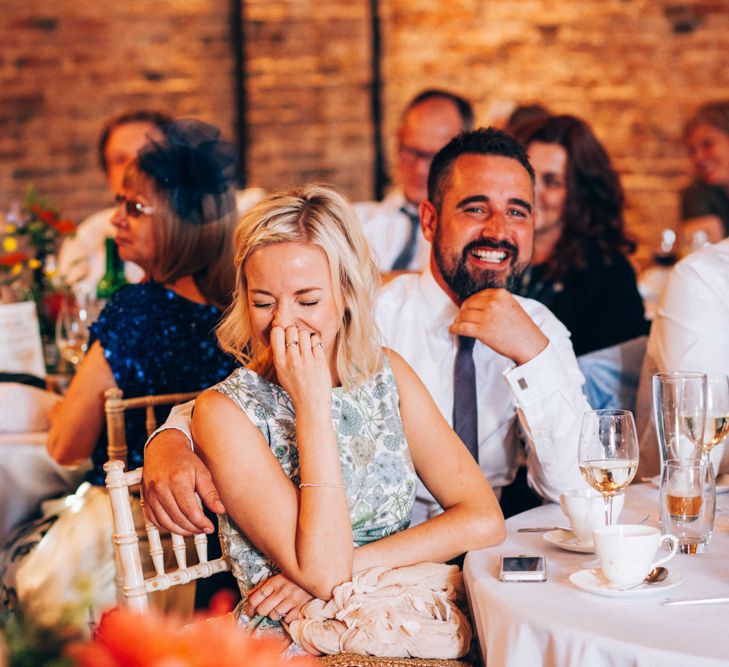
[212,356,416,636]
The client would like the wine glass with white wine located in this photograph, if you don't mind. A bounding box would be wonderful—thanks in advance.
[55,293,95,368]
[578,409,639,526]
[702,374,729,463]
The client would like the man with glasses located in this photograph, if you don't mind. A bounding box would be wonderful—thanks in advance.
[355,89,473,276]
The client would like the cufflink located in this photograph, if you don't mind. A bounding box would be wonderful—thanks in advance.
[517,378,528,390]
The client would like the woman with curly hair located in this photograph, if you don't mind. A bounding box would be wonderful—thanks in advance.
[511,114,647,355]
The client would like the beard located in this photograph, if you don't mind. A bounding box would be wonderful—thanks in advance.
[433,231,528,301]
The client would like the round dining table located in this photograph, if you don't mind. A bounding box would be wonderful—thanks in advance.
[463,482,729,667]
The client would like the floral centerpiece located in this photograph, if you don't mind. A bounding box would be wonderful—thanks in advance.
[0,598,316,667]
[0,186,77,340]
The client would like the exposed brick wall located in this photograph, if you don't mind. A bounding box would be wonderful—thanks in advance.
[3,1,729,265]
[243,0,373,200]
[0,0,236,223]
[378,0,729,265]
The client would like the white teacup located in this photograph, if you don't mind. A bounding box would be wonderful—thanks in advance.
[593,525,679,589]
[559,489,624,546]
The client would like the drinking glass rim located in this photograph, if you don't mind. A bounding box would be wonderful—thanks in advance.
[653,371,706,381]
[663,458,709,470]
[582,408,634,417]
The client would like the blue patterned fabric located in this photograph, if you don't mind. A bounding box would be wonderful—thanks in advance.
[86,282,237,484]
[212,358,416,635]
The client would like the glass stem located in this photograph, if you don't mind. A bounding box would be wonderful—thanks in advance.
[604,495,613,525]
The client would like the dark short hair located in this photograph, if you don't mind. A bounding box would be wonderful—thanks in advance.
[97,110,173,174]
[683,100,729,140]
[427,127,535,210]
[511,114,634,279]
[405,89,474,132]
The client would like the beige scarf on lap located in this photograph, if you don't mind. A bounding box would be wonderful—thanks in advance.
[286,562,472,658]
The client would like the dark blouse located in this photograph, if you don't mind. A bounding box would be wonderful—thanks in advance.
[516,249,649,356]
[681,180,729,237]
[86,282,237,484]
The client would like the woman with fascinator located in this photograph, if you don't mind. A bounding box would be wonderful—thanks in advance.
[0,119,239,626]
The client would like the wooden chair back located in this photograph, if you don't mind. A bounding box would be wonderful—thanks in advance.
[103,387,200,464]
[104,459,231,612]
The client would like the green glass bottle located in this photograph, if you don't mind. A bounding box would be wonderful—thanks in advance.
[96,237,127,304]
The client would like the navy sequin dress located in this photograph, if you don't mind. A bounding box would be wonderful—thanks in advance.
[86,282,238,484]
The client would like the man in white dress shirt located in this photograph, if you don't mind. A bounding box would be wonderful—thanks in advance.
[355,89,473,275]
[636,238,729,476]
[142,127,588,534]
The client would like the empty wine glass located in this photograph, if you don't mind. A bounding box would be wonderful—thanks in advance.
[578,409,639,526]
[55,293,97,368]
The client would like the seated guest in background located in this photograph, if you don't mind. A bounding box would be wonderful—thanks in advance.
[58,109,172,292]
[189,185,504,652]
[636,237,729,477]
[680,100,729,246]
[503,102,550,133]
[355,89,473,278]
[141,128,589,536]
[511,114,648,356]
[0,119,239,625]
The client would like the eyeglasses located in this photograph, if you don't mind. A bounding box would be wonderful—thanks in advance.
[115,194,154,218]
[398,143,439,166]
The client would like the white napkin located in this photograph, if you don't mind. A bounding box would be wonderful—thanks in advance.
[0,382,61,434]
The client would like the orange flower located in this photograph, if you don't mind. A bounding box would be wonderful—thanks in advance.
[66,607,316,667]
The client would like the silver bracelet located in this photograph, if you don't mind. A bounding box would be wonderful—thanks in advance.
[299,482,346,489]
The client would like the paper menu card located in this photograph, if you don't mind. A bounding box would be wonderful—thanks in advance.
[0,301,46,378]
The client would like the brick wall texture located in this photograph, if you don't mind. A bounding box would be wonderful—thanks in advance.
[3,0,729,264]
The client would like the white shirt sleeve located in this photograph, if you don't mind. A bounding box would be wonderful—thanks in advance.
[503,315,591,502]
[144,400,195,451]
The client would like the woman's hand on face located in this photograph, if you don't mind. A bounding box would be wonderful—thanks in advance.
[245,573,315,624]
[270,324,332,410]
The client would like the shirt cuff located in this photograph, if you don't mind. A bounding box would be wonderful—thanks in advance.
[144,400,196,452]
[503,341,565,407]
[144,425,194,452]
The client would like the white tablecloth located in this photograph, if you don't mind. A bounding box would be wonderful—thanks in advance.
[0,432,88,545]
[464,483,729,667]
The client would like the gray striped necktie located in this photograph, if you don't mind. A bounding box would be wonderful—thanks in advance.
[453,335,479,462]
[391,206,420,271]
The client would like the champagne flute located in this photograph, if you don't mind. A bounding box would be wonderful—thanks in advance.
[703,374,729,462]
[578,409,639,526]
[55,294,94,368]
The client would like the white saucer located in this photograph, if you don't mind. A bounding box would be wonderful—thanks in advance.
[569,568,682,598]
[649,473,729,494]
[543,529,595,554]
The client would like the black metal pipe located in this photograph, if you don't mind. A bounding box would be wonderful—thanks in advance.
[231,0,247,187]
[369,0,387,199]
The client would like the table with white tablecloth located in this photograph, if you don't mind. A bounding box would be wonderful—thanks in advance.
[464,483,729,667]
[0,432,88,544]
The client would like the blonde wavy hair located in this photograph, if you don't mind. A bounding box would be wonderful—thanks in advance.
[216,185,383,391]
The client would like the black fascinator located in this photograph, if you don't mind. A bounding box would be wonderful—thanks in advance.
[137,119,238,223]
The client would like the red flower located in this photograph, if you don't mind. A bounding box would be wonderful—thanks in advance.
[51,218,77,234]
[0,252,29,266]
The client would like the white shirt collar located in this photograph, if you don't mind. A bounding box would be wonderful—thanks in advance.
[418,264,460,339]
